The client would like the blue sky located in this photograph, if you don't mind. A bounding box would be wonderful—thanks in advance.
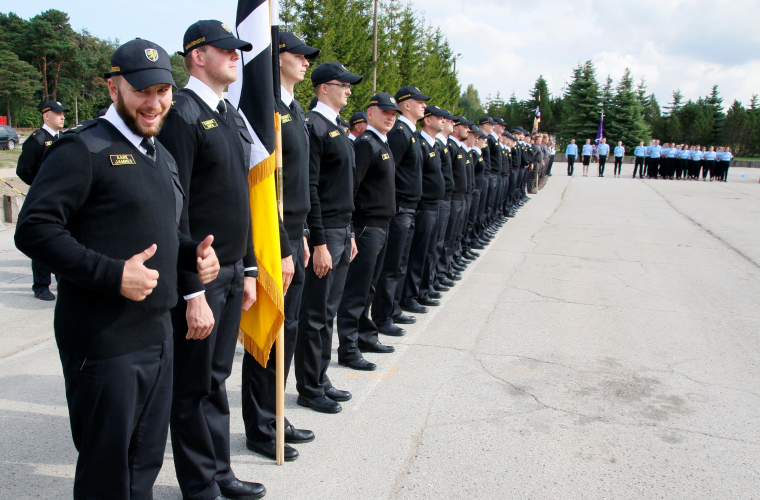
[9,0,760,109]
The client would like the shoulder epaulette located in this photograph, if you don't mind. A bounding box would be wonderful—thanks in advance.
[169,91,202,123]
[62,120,99,135]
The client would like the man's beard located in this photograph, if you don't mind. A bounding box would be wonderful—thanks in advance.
[115,91,167,138]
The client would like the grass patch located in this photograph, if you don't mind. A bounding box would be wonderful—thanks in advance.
[0,148,22,171]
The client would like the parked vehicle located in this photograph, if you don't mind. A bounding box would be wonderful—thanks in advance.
[0,125,20,150]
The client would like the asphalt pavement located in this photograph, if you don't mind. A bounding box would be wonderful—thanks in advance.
[1,164,759,499]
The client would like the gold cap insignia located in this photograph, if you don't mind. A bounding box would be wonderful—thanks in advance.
[222,23,232,33]
[145,49,159,62]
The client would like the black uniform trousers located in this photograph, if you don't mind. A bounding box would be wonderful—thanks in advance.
[465,190,482,247]
[337,225,388,362]
[501,176,510,214]
[507,169,520,209]
[454,195,471,260]
[401,208,438,306]
[475,178,489,233]
[439,199,463,277]
[171,261,244,500]
[32,259,52,293]
[419,210,442,299]
[372,209,415,327]
[598,155,607,176]
[295,226,351,398]
[242,238,305,443]
[431,199,451,288]
[61,337,173,500]
[567,155,576,175]
[704,160,713,180]
[614,157,623,175]
[486,174,499,221]
[648,158,660,178]
[547,155,555,175]
[633,157,644,178]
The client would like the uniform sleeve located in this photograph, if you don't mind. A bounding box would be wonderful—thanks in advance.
[387,127,410,170]
[306,122,327,246]
[279,214,292,259]
[353,138,374,198]
[16,134,42,185]
[15,137,125,295]
[156,109,206,296]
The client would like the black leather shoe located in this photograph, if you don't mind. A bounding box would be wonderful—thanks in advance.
[297,395,342,413]
[433,283,450,292]
[392,313,417,324]
[325,387,352,401]
[246,438,299,462]
[219,479,266,500]
[451,262,466,272]
[428,290,443,299]
[417,297,440,307]
[506,211,516,218]
[339,357,377,371]
[378,323,406,336]
[448,273,462,281]
[359,341,395,353]
[439,277,456,287]
[471,243,485,250]
[465,250,479,260]
[284,424,315,443]
[401,301,428,314]
[34,288,55,301]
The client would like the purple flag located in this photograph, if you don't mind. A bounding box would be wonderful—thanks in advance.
[595,112,604,144]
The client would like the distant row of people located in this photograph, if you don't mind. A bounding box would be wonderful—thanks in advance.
[563,138,735,181]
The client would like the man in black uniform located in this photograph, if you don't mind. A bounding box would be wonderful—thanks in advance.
[484,117,504,231]
[430,114,455,294]
[16,100,69,301]
[336,93,399,370]
[348,111,367,141]
[438,116,469,283]
[371,86,428,333]
[295,62,361,414]
[400,104,446,311]
[157,21,265,500]
[15,39,221,500]
[242,32,318,463]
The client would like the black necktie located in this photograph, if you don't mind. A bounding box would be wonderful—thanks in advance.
[141,138,156,161]
[217,100,227,120]
[336,116,342,127]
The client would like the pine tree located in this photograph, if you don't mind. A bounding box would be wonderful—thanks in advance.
[605,68,648,149]
[527,75,552,132]
[458,83,484,122]
[705,85,725,144]
[722,100,750,154]
[0,47,40,126]
[562,60,600,143]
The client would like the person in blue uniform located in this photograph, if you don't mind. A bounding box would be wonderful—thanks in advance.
[613,141,625,177]
[632,141,646,178]
[581,139,593,176]
[565,139,578,176]
[597,138,609,177]
[691,146,703,181]
[16,100,69,301]
[648,140,661,179]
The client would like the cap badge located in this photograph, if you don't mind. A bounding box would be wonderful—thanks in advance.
[390,97,396,103]
[145,49,159,62]
[222,23,232,33]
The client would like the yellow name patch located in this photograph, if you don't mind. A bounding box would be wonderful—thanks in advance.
[457,154,462,159]
[281,114,292,124]
[381,153,390,160]
[479,157,483,162]
[444,148,448,153]
[110,154,136,166]
[44,141,52,146]
[201,119,218,130]
[411,137,416,143]
[329,130,341,138]
[429,152,436,158]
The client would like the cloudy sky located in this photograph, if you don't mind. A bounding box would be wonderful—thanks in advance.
[10,0,759,108]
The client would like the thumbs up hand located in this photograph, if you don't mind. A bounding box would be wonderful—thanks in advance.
[121,244,160,301]
[196,235,220,284]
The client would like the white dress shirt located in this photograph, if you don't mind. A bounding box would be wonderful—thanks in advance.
[366,125,388,143]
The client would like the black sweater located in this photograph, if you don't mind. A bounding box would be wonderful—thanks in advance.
[387,119,423,209]
[465,147,475,195]
[15,119,199,358]
[436,137,454,200]
[304,110,355,246]
[449,138,467,200]
[278,97,311,254]
[352,129,396,228]
[510,143,521,174]
[158,89,255,296]
[487,135,501,176]
[16,127,55,185]
[474,147,486,191]
[416,132,445,210]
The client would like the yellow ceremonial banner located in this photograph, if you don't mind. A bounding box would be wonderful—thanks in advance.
[239,149,284,368]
